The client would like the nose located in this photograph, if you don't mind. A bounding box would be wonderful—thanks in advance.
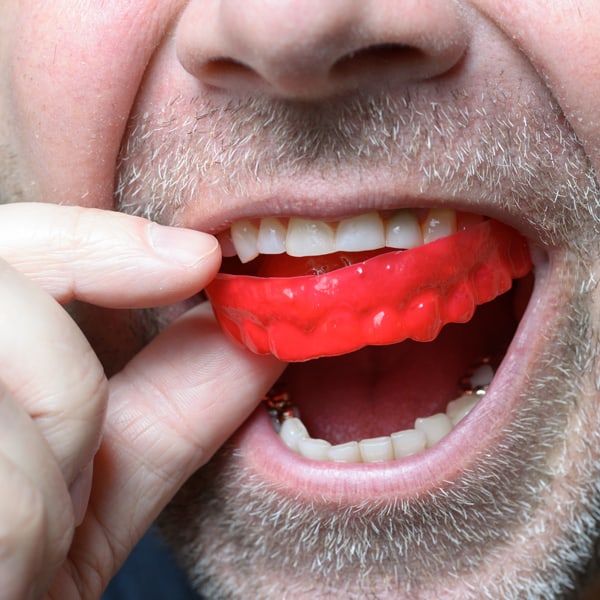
[175,0,470,100]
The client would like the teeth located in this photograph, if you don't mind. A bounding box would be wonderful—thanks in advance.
[336,212,386,251]
[422,208,457,244]
[469,363,494,388]
[328,441,362,463]
[358,436,395,463]
[283,386,483,463]
[390,429,427,457]
[414,413,453,447]
[226,209,461,263]
[230,220,260,263]
[297,437,332,461]
[286,218,336,257]
[385,210,423,249]
[446,395,478,426]
[257,217,287,254]
[280,417,309,452]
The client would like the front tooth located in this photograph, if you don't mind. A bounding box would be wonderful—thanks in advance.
[279,417,309,452]
[230,220,259,263]
[422,208,457,244]
[328,441,362,463]
[297,437,332,461]
[446,395,478,425]
[336,212,385,252]
[385,210,423,249]
[415,413,453,447]
[257,217,287,254]
[358,436,394,462]
[286,218,336,257]
[390,429,427,458]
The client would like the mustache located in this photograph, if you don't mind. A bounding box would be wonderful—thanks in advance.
[114,87,600,251]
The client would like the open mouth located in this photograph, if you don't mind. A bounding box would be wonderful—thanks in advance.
[205,207,535,477]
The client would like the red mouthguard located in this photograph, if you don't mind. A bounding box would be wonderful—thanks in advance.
[206,220,532,361]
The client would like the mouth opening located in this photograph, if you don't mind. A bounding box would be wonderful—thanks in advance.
[205,207,535,464]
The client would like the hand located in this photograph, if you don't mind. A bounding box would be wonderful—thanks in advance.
[0,203,284,599]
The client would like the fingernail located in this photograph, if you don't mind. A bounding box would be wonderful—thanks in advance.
[149,223,218,267]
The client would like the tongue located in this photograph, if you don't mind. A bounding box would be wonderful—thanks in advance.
[206,220,532,362]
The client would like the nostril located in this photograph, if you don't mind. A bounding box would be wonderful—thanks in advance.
[337,43,419,65]
[332,43,427,77]
[204,57,253,77]
[330,43,464,83]
[202,57,261,89]
[200,43,447,97]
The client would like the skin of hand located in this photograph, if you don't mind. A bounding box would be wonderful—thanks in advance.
[0,203,283,599]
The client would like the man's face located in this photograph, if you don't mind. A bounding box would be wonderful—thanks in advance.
[2,1,600,597]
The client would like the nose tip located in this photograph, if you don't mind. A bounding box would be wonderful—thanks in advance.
[176,0,470,100]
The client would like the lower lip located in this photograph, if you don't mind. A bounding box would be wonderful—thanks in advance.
[234,258,549,503]
[236,398,504,502]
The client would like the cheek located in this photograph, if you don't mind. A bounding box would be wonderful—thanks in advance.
[473,0,600,171]
[6,1,179,208]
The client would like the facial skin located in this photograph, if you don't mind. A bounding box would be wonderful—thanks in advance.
[1,1,600,599]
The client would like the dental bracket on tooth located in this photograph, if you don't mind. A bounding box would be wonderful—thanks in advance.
[459,357,495,397]
[262,388,298,431]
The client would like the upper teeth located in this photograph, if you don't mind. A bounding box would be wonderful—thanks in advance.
[221,208,466,263]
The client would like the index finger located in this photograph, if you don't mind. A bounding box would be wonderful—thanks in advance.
[0,202,220,307]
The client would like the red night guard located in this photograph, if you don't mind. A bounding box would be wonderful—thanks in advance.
[205,220,532,361]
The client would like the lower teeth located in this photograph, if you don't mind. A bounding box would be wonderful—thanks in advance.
[263,359,494,463]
